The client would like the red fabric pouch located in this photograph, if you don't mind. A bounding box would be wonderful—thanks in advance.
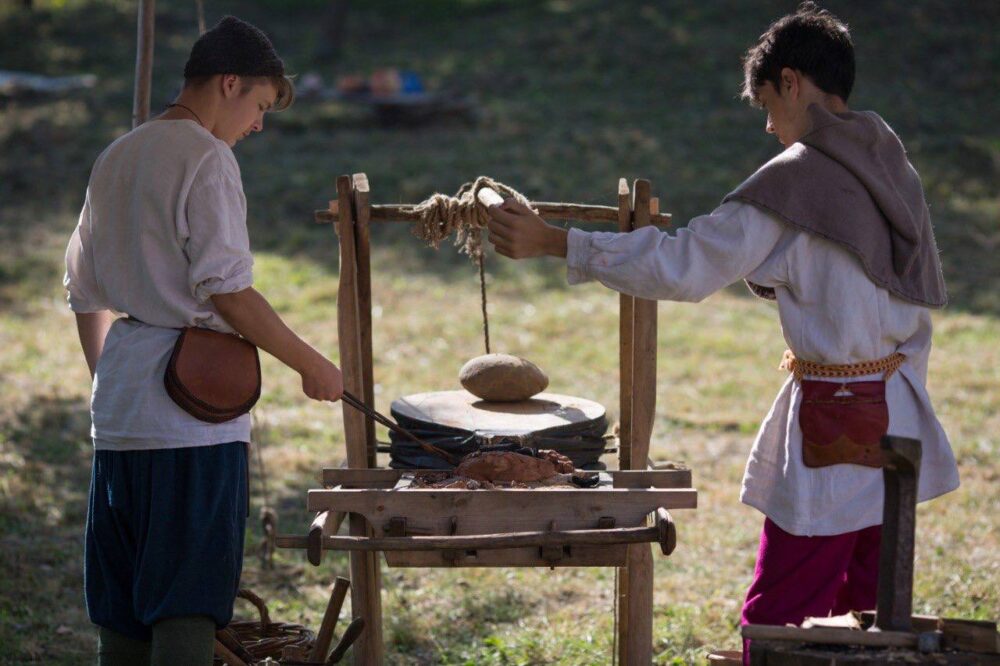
[799,380,888,468]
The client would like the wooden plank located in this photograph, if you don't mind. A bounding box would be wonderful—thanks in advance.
[352,173,377,467]
[323,468,407,488]
[307,487,697,518]
[132,0,155,127]
[316,202,671,226]
[333,175,383,665]
[742,624,918,649]
[611,469,691,489]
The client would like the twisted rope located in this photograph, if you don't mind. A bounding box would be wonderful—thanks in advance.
[411,176,532,354]
[411,176,532,261]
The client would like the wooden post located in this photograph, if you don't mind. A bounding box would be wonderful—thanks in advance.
[619,179,658,665]
[352,173,377,467]
[616,178,634,665]
[617,178,634,471]
[132,0,155,128]
[630,178,658,468]
[334,175,383,665]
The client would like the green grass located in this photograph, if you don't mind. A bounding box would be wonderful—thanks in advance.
[1,0,998,663]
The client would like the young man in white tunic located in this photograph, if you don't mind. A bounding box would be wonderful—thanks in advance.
[65,16,343,666]
[484,3,958,661]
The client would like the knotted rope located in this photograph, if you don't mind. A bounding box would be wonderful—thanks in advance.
[410,176,533,354]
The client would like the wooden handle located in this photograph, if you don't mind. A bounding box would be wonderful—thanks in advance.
[311,576,352,662]
[278,521,668,552]
[655,507,676,556]
[213,639,249,666]
[327,617,366,664]
[307,510,330,566]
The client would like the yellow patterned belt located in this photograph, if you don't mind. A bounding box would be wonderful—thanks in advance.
[779,350,906,383]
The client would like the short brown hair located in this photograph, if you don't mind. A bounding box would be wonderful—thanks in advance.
[741,2,854,107]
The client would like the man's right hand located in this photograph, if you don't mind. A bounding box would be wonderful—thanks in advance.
[299,356,344,402]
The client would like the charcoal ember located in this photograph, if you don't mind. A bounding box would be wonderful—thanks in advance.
[454,451,559,483]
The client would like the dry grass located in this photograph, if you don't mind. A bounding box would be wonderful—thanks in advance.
[1,239,997,664]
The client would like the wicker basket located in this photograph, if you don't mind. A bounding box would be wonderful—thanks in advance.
[214,588,315,665]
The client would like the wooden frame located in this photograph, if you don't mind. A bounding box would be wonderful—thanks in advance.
[303,174,684,665]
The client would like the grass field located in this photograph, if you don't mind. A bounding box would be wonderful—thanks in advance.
[1,1,997,663]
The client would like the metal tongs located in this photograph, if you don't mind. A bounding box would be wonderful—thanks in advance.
[340,390,459,466]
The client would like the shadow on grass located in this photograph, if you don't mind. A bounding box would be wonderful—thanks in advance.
[0,394,94,663]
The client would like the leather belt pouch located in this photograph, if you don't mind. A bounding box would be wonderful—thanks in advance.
[164,327,261,423]
[799,379,888,468]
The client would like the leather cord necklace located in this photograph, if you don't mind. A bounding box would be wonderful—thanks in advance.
[166,102,204,128]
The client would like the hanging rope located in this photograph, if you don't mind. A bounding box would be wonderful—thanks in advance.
[410,176,531,355]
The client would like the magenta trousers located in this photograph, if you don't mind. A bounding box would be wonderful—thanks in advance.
[740,518,881,665]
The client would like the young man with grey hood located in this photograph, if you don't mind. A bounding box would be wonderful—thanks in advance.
[483,3,958,661]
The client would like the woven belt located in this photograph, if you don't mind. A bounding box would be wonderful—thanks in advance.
[780,350,906,382]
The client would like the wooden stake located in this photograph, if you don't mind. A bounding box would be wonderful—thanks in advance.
[616,177,633,666]
[132,0,155,128]
[310,576,352,662]
[333,175,384,665]
[630,179,657,469]
[352,173,377,467]
[620,179,659,665]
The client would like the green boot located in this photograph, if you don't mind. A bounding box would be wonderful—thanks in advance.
[150,615,216,666]
[97,626,150,666]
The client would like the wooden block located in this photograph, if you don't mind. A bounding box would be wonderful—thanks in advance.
[940,618,1000,654]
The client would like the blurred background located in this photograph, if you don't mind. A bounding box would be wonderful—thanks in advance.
[1,1,997,663]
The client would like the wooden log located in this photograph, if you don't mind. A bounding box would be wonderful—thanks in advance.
[352,173,377,467]
[310,576,351,662]
[277,520,671,551]
[315,202,671,226]
[333,175,384,665]
[132,0,155,128]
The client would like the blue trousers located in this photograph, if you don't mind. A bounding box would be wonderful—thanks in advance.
[84,441,248,641]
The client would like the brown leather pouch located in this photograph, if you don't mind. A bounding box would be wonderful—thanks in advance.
[164,327,261,423]
[799,379,888,468]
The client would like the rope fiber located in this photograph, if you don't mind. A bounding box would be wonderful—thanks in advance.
[411,176,532,355]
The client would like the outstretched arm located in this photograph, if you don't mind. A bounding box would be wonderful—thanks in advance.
[487,199,787,302]
[211,287,343,402]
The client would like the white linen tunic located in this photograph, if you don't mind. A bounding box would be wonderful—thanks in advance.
[566,201,959,536]
[64,120,253,451]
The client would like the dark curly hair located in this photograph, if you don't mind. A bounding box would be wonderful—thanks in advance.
[741,2,854,107]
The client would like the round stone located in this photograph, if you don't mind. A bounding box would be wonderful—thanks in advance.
[458,353,549,402]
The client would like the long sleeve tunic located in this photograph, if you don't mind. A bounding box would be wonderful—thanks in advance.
[566,200,959,536]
